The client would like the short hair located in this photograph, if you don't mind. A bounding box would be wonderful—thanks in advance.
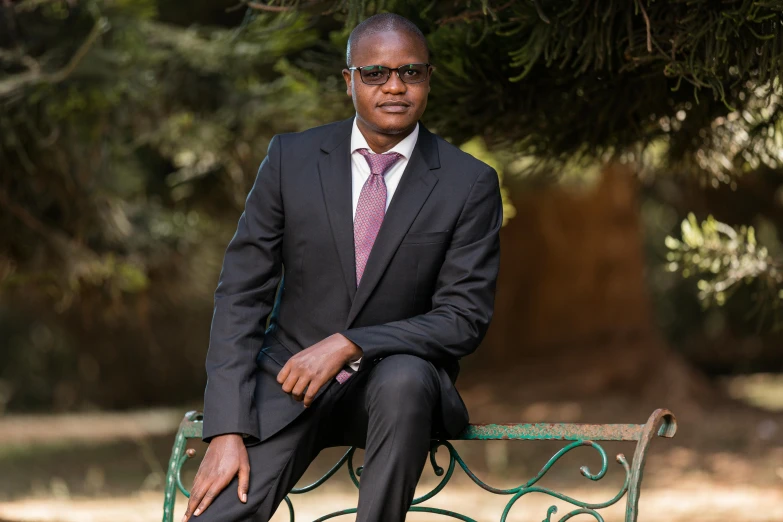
[346,13,429,66]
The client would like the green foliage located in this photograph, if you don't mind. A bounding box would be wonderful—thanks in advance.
[3,0,783,319]
[1,1,361,411]
[249,0,783,182]
[0,1,353,314]
[459,137,516,226]
[5,1,783,311]
[666,214,783,318]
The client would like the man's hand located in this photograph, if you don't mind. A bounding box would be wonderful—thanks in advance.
[277,333,362,407]
[182,434,249,521]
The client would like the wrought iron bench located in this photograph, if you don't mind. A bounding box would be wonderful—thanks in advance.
[162,408,676,522]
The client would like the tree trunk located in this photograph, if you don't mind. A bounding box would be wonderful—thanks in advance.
[462,165,714,423]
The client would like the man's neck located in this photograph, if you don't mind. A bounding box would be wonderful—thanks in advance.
[356,117,417,154]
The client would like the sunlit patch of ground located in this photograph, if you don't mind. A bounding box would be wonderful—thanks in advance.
[724,373,783,412]
[1,482,782,522]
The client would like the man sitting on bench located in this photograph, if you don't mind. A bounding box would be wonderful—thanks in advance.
[183,12,503,522]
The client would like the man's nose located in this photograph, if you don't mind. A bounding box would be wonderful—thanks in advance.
[381,70,407,94]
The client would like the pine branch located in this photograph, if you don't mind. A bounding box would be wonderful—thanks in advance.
[246,0,326,13]
[0,15,107,98]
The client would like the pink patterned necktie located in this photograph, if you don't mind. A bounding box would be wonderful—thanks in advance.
[335,147,403,385]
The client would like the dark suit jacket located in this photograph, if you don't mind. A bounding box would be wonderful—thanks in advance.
[202,117,503,445]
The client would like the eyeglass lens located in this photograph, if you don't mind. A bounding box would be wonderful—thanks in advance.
[360,64,428,85]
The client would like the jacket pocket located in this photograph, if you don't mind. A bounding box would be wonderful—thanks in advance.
[256,343,294,374]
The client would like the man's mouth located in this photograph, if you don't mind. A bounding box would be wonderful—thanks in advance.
[378,101,411,113]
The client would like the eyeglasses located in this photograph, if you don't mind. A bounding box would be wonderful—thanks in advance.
[348,63,432,85]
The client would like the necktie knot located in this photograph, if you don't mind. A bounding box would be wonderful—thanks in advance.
[356,148,403,176]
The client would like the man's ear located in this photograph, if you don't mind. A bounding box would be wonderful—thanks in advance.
[342,68,352,96]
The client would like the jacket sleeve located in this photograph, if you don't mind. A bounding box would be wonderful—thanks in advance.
[341,166,503,369]
[202,135,284,443]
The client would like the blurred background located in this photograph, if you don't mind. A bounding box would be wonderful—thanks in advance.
[1,1,783,521]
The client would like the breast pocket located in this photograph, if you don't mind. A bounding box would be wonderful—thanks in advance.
[401,230,451,245]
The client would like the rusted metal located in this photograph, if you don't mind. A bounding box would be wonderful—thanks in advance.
[625,408,678,522]
[459,423,645,441]
[161,409,677,522]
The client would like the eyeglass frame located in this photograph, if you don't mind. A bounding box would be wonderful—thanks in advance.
[347,63,434,85]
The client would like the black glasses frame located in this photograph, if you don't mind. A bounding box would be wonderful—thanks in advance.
[348,63,432,85]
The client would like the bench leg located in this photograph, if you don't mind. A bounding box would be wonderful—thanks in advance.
[625,409,677,522]
[162,417,190,522]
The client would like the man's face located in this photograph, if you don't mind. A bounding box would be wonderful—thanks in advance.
[342,30,431,135]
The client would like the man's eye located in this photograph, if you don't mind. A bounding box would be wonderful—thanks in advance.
[365,71,382,78]
[404,70,420,77]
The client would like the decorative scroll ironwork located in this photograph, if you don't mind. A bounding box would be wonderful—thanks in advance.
[162,409,677,522]
[543,506,605,522]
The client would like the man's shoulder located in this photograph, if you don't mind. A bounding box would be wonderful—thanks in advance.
[429,132,495,178]
[274,119,349,149]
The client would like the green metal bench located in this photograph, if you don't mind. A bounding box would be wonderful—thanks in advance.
[163,408,676,522]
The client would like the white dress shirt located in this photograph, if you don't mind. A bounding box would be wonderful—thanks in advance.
[347,117,419,371]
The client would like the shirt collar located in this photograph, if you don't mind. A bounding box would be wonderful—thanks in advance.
[350,117,419,160]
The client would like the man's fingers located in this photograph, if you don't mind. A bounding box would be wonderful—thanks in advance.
[276,364,290,385]
[281,372,300,394]
[291,377,309,402]
[193,472,233,517]
[193,488,220,517]
[183,482,208,522]
[304,376,326,408]
[303,379,323,407]
[237,460,250,503]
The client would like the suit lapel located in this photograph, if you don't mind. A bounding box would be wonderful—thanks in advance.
[318,118,356,302]
[345,125,440,328]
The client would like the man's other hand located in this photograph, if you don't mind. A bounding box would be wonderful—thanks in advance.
[182,434,249,521]
[277,333,362,407]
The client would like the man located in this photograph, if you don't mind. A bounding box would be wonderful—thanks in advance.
[184,12,503,522]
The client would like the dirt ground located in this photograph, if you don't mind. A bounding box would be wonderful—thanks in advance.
[0,392,781,522]
[1,482,782,522]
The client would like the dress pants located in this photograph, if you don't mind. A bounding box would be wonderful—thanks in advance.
[195,354,442,522]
